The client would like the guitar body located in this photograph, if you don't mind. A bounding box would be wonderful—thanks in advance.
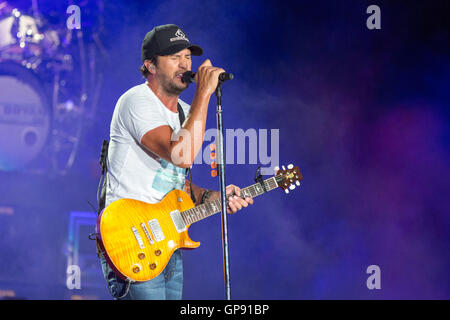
[96,164,303,283]
[97,189,200,282]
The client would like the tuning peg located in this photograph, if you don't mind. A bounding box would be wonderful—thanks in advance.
[282,165,286,170]
[289,184,295,190]
[287,164,293,169]
[296,181,300,186]
[274,166,279,173]
[284,188,289,194]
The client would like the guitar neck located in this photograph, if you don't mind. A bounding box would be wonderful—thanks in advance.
[180,177,279,225]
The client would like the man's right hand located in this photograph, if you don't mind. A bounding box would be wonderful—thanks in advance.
[194,59,226,97]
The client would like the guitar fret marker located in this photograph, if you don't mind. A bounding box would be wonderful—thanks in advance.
[185,210,193,225]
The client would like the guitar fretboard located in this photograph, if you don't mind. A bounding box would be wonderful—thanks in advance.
[180,177,278,225]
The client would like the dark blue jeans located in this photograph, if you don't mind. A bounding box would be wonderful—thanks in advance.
[99,250,183,300]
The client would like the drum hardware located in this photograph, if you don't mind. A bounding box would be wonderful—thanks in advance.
[0,1,106,175]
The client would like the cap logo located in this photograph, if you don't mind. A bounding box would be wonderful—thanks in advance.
[170,29,189,42]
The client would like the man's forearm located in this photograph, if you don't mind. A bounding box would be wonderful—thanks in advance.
[185,179,208,205]
[179,91,209,164]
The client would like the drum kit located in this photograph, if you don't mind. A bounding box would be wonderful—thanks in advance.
[0,0,105,174]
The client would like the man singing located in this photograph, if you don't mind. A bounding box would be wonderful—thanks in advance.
[99,24,253,300]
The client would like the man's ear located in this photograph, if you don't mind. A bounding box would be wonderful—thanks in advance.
[145,60,156,74]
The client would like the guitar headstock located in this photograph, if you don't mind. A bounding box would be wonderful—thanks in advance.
[274,164,303,194]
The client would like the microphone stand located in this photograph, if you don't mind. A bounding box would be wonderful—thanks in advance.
[215,81,231,300]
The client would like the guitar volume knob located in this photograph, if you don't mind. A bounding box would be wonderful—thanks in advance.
[132,265,141,273]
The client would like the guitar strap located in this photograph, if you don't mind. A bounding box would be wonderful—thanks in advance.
[178,102,197,204]
[97,140,109,215]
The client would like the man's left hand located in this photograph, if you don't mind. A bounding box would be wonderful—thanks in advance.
[225,184,254,214]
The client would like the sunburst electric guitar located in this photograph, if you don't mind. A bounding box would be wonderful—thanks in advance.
[96,164,303,282]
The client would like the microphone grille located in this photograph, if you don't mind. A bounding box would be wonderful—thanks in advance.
[181,71,194,84]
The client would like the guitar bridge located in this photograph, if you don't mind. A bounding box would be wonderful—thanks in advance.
[131,226,145,249]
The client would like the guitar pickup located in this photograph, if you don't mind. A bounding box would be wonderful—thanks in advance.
[170,210,186,233]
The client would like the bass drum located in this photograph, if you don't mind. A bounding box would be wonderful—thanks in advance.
[0,62,51,171]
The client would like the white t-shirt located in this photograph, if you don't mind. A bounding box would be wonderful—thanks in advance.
[105,82,191,207]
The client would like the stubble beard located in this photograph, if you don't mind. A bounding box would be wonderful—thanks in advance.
[161,72,188,97]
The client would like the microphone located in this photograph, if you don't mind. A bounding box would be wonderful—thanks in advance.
[182,71,234,84]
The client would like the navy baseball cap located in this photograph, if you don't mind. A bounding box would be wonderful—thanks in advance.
[141,24,203,62]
